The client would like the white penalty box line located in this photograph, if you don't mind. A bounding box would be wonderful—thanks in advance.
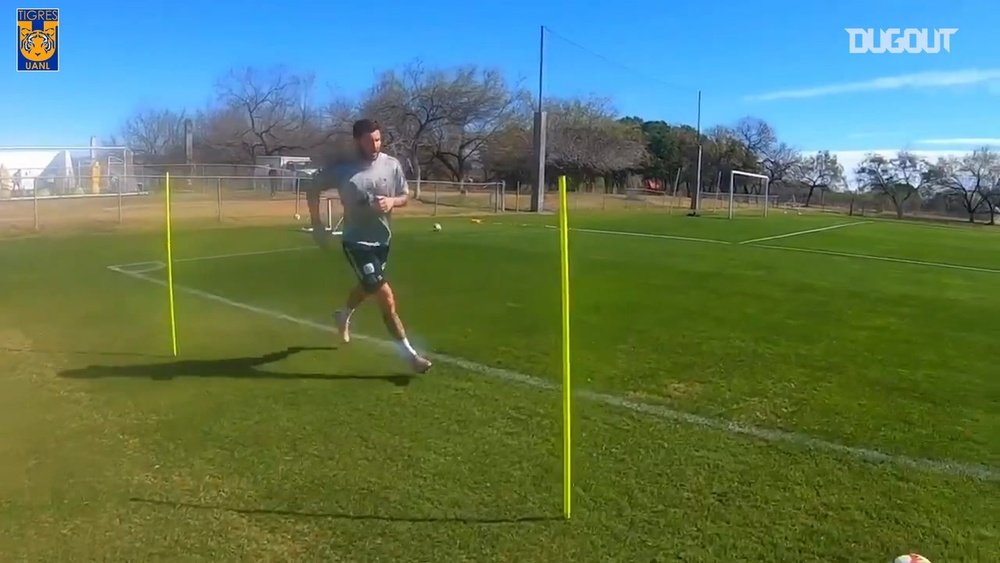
[737,220,872,245]
[543,221,873,247]
[541,222,1000,276]
[105,254,1000,483]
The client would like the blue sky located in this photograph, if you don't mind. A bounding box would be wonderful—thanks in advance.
[3,0,999,167]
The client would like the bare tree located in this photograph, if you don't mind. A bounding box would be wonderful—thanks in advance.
[794,150,844,206]
[733,117,777,158]
[480,123,533,184]
[428,68,530,182]
[856,151,932,219]
[545,97,648,187]
[360,62,460,195]
[703,126,758,193]
[119,108,187,163]
[760,141,800,193]
[203,66,331,163]
[927,148,1000,223]
[730,117,797,193]
[307,96,359,166]
[983,181,1000,225]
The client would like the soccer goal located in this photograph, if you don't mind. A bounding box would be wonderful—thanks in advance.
[299,196,343,235]
[416,180,507,215]
[728,170,772,219]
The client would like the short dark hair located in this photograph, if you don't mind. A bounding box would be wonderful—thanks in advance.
[352,118,381,138]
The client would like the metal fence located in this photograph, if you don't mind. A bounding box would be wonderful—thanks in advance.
[2,173,996,237]
[0,175,507,235]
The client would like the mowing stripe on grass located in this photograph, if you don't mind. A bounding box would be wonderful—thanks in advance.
[737,221,872,245]
[174,246,314,263]
[106,260,1000,483]
[753,244,1000,275]
[543,225,730,245]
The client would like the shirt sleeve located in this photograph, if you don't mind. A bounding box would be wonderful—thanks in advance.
[395,161,409,197]
[320,165,350,199]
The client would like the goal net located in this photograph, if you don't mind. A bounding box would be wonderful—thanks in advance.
[413,180,506,215]
[727,170,772,219]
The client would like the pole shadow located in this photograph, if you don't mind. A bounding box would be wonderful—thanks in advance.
[129,497,561,525]
[57,346,413,387]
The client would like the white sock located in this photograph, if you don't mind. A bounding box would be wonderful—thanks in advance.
[398,337,417,357]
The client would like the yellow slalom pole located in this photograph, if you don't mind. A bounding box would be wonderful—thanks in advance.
[558,175,572,520]
[165,172,178,356]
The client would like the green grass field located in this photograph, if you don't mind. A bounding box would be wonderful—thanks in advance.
[2,209,998,561]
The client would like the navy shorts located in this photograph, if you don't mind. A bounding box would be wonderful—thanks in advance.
[342,241,390,292]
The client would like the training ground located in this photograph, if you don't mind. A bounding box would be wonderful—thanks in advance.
[1,189,998,561]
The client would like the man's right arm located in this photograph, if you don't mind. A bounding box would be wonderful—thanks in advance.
[306,167,337,228]
[306,187,324,228]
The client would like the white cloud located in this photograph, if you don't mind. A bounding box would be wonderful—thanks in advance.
[745,69,1000,102]
[847,132,898,139]
[916,137,1000,146]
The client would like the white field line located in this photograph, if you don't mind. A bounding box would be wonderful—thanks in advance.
[544,224,731,245]
[754,244,1000,275]
[738,221,872,245]
[106,260,1000,482]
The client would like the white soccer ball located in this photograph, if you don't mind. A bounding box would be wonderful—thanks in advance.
[894,554,931,563]
[432,223,442,232]
[294,213,301,221]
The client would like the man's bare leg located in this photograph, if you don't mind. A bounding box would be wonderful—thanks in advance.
[334,283,368,343]
[373,282,432,373]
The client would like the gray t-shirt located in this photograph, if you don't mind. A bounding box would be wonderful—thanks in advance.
[326,153,409,245]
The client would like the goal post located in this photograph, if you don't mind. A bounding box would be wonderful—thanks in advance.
[728,170,771,220]
[416,180,507,215]
[299,196,343,235]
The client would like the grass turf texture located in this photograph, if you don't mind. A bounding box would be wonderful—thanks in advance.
[1,210,998,561]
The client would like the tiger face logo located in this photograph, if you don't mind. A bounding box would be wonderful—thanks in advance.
[19,27,57,62]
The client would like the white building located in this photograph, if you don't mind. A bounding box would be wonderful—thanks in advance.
[0,150,75,196]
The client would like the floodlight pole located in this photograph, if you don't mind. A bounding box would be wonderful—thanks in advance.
[694,90,703,214]
[538,26,544,114]
[530,25,547,212]
[729,171,735,220]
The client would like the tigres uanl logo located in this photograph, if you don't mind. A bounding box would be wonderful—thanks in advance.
[16,8,59,72]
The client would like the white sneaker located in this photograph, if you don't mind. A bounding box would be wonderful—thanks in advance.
[333,309,351,343]
[410,354,433,374]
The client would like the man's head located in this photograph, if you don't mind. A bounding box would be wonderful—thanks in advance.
[352,118,382,161]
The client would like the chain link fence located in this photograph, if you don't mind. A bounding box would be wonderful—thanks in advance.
[0,174,508,235]
[3,171,996,237]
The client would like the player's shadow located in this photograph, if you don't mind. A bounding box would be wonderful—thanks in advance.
[129,497,560,525]
[58,346,413,387]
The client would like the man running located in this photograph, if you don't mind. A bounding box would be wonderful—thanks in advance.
[306,118,433,374]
